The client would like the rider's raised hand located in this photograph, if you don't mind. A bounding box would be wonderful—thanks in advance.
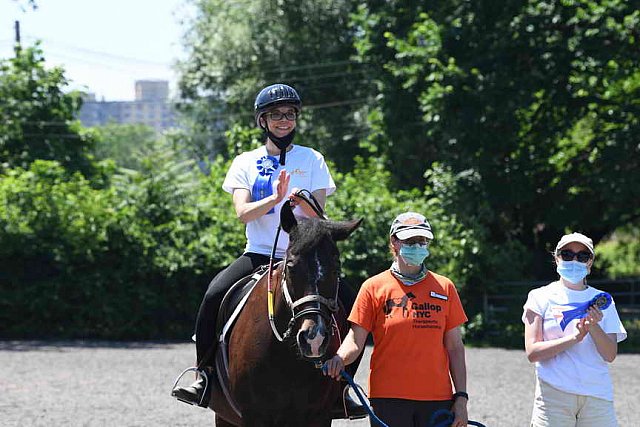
[273,170,290,204]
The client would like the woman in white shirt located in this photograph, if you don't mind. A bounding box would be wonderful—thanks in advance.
[522,232,627,427]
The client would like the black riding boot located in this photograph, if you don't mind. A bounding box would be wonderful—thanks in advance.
[172,373,211,408]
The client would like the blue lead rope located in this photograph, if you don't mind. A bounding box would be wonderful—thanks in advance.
[335,368,487,427]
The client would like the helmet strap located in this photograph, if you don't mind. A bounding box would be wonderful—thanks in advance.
[263,124,296,166]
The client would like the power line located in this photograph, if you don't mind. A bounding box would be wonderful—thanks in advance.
[39,49,173,74]
[16,120,428,142]
[22,133,84,139]
[262,59,370,75]
[18,35,369,75]
[21,35,173,67]
[7,96,373,128]
[11,35,378,85]
[14,113,434,141]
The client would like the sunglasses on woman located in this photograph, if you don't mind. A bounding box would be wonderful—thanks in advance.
[558,249,592,263]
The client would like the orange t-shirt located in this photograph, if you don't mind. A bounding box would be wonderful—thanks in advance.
[349,269,468,401]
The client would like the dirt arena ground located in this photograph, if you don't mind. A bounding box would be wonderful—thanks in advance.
[1,342,638,426]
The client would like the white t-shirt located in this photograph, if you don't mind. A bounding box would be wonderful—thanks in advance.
[522,281,627,401]
[222,144,336,258]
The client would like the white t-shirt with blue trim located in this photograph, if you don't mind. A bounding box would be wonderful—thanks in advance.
[522,281,627,401]
[222,144,336,258]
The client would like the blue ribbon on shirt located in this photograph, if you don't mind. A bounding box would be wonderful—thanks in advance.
[559,292,612,330]
[251,155,279,214]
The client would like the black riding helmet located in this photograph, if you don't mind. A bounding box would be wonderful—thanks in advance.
[254,83,302,128]
[254,83,301,165]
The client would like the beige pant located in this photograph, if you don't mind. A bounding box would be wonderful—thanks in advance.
[530,378,617,427]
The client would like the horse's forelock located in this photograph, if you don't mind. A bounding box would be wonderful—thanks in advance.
[287,218,336,258]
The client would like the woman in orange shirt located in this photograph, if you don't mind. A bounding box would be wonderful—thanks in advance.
[324,212,469,427]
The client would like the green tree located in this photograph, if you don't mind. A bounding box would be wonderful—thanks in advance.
[328,157,486,291]
[91,123,160,170]
[0,45,96,176]
[177,0,372,168]
[352,0,640,278]
[595,224,640,278]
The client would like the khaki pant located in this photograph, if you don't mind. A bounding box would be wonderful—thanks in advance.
[531,378,617,427]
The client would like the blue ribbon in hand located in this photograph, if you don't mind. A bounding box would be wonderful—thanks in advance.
[251,155,279,214]
[559,292,612,330]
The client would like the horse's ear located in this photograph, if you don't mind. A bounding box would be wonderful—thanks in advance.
[280,200,297,233]
[329,218,363,242]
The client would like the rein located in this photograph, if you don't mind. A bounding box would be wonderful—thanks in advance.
[267,225,286,341]
[333,368,487,427]
[266,190,336,342]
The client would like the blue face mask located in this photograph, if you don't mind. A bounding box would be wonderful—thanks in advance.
[557,260,589,284]
[399,244,430,266]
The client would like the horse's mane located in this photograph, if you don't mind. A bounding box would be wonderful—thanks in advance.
[287,218,335,256]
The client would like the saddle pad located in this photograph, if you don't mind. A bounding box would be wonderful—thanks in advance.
[216,265,271,344]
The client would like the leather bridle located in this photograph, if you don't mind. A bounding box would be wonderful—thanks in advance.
[266,191,340,342]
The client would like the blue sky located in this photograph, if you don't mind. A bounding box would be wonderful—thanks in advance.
[0,0,190,101]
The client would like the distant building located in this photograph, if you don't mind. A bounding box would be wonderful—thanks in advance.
[78,80,177,132]
[135,80,169,101]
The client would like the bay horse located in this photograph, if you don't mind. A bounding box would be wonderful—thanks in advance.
[210,200,361,426]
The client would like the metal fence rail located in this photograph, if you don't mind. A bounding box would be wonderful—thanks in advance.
[483,277,640,323]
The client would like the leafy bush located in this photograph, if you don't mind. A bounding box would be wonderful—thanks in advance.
[329,157,484,293]
[0,150,245,339]
[595,225,640,278]
[91,123,161,170]
[0,153,495,339]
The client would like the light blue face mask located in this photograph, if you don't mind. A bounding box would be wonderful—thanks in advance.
[399,243,430,266]
[557,260,589,284]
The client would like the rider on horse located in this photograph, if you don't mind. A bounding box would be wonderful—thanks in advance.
[171,83,365,420]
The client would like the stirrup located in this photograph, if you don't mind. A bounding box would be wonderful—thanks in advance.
[338,383,368,420]
[171,367,209,407]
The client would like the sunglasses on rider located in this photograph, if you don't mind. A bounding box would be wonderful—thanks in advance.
[266,111,297,121]
[558,249,592,263]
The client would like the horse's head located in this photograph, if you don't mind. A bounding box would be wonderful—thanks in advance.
[279,201,361,361]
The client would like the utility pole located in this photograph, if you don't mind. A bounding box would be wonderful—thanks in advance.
[14,20,21,43]
[14,20,22,55]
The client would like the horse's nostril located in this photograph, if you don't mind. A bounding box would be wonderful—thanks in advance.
[297,319,328,358]
[316,323,327,338]
[304,319,327,340]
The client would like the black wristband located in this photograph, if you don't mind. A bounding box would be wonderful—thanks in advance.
[453,391,469,401]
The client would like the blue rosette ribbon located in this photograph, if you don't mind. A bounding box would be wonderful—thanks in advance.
[251,155,279,214]
[559,292,612,330]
